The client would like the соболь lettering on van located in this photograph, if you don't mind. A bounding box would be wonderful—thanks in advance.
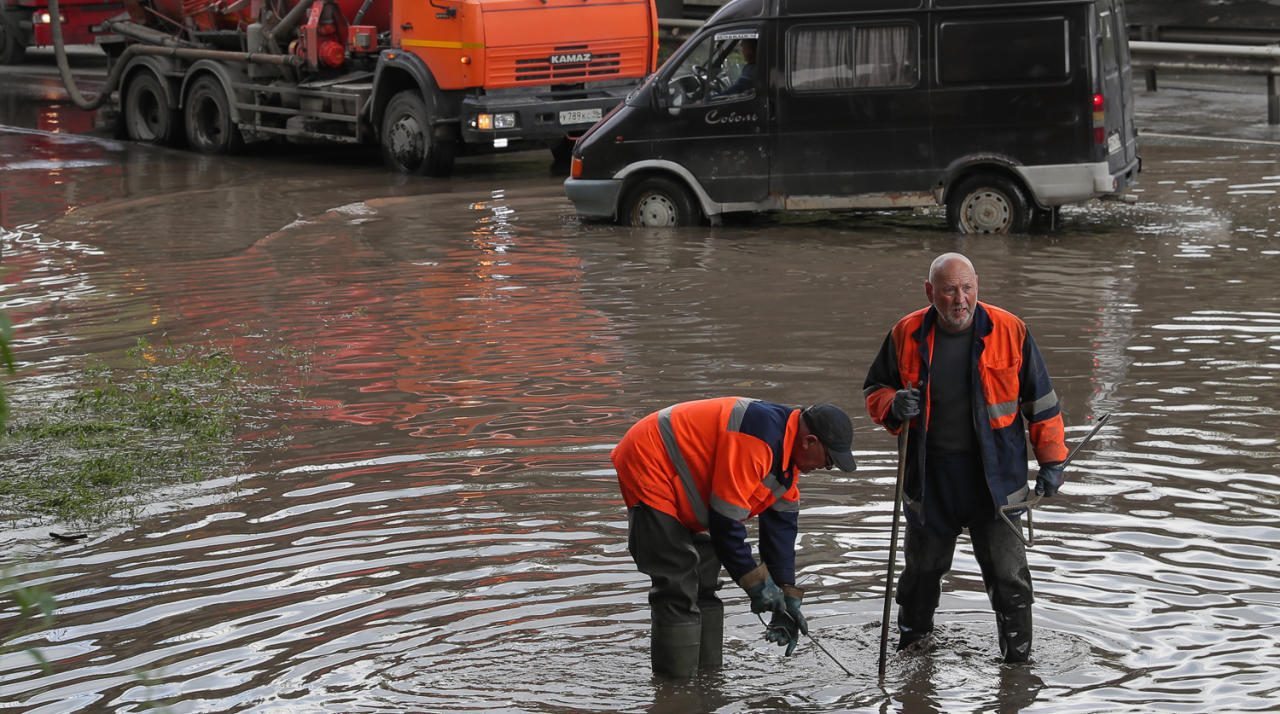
[705,109,759,126]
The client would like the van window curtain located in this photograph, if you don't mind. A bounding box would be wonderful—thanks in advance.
[789,24,915,91]
[789,27,855,90]
[854,25,914,87]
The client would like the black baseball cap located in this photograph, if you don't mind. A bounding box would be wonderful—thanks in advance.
[801,404,856,472]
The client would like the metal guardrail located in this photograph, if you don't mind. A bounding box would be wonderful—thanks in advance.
[1129,40,1280,125]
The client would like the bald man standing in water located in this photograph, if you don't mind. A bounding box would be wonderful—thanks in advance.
[863,252,1068,663]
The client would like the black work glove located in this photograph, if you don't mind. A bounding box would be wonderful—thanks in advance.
[1035,462,1066,497]
[764,586,807,656]
[744,574,785,615]
[890,387,921,422]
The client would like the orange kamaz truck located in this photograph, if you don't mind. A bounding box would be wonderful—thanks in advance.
[51,0,657,174]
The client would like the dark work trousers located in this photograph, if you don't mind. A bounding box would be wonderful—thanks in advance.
[627,503,723,626]
[896,451,1034,656]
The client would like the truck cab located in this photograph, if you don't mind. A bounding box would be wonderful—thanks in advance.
[565,0,1140,233]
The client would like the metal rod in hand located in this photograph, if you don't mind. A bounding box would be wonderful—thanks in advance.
[758,612,855,677]
[878,428,909,679]
[999,413,1113,546]
[806,629,855,676]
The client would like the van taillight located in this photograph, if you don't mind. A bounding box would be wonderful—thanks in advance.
[1092,93,1105,144]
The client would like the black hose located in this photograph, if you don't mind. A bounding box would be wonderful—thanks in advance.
[48,0,131,110]
[48,0,304,111]
[270,0,316,45]
[353,0,376,26]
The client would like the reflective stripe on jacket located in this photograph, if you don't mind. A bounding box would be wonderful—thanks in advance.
[612,397,801,582]
[862,303,1068,521]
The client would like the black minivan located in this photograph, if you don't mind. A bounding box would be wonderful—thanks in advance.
[564,0,1140,232]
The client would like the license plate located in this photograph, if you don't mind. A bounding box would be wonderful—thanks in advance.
[559,108,602,125]
[1107,133,1122,155]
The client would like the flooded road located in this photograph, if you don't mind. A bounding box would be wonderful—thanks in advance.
[1,100,1278,712]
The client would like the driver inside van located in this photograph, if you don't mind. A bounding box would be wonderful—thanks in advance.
[713,39,757,99]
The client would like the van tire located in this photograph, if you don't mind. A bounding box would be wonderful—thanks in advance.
[947,174,1031,234]
[623,177,699,227]
[381,90,456,177]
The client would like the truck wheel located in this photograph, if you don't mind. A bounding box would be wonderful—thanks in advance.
[0,10,27,65]
[946,174,1031,234]
[124,73,180,146]
[381,91,455,177]
[184,75,242,154]
[550,137,574,172]
[623,176,699,227]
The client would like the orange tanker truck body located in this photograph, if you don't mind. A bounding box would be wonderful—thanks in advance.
[63,0,656,175]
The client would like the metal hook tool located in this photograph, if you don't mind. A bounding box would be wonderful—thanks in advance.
[999,412,1113,547]
[757,611,855,677]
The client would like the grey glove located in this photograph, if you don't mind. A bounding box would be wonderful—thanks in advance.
[891,387,921,422]
[1035,462,1066,497]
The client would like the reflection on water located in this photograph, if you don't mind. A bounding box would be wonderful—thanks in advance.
[1,131,1278,712]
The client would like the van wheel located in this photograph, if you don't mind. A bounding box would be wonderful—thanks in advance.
[624,177,699,227]
[124,73,180,146]
[947,174,1031,234]
[184,75,243,154]
[381,90,456,177]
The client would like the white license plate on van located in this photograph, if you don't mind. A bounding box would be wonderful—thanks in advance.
[560,108,602,125]
[1107,133,1122,154]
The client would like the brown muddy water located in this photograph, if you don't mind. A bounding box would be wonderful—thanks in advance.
[1,118,1278,713]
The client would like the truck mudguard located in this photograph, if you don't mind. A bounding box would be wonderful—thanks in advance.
[369,50,454,131]
[178,59,246,122]
[121,55,179,110]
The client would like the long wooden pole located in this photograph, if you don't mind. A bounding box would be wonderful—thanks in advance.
[878,427,909,679]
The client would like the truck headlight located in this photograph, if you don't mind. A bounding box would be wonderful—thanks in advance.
[36,11,66,23]
[477,113,517,130]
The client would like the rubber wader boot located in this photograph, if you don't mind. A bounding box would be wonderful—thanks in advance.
[698,602,724,670]
[897,609,935,651]
[997,608,1033,664]
[652,623,701,678]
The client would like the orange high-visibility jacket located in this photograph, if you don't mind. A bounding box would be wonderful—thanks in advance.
[613,397,801,582]
[864,303,1068,522]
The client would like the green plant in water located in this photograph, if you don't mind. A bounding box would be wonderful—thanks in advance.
[1,337,256,525]
[1,312,56,674]
[0,313,13,425]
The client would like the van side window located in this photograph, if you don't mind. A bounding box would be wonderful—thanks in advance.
[665,30,761,107]
[937,17,1070,84]
[788,24,918,91]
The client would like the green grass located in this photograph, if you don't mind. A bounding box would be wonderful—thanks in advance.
[0,338,256,526]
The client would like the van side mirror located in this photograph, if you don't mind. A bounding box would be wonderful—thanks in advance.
[654,80,685,116]
[654,81,670,109]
